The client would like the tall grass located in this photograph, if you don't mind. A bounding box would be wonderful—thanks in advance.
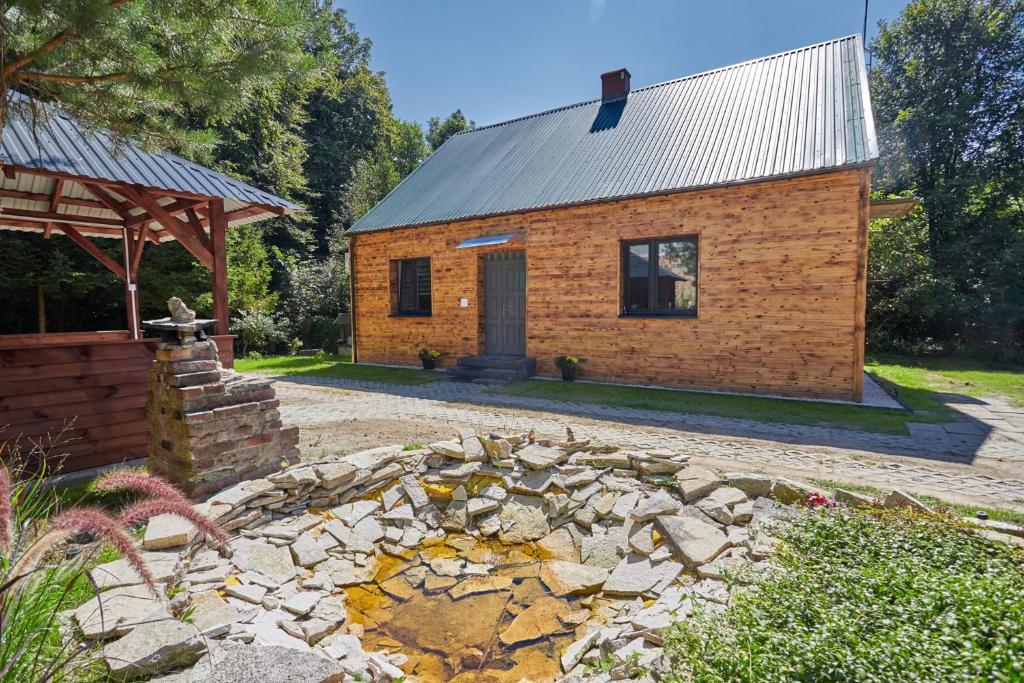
[0,435,226,682]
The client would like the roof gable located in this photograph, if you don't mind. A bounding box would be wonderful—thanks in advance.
[350,35,876,234]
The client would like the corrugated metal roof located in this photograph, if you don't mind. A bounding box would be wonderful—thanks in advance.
[1,91,301,212]
[350,35,877,234]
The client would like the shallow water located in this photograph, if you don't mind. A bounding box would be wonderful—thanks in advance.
[346,535,587,682]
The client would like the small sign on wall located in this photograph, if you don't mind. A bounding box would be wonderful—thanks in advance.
[459,298,469,307]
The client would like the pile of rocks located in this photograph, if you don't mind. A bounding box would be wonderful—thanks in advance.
[74,427,968,682]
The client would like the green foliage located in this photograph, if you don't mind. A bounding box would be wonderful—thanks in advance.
[2,0,309,155]
[0,1,469,345]
[869,0,1024,361]
[426,109,474,151]
[661,508,1024,682]
[273,248,346,349]
[419,348,441,361]
[554,355,581,370]
[232,309,291,356]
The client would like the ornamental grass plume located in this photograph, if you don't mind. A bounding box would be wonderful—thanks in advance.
[119,498,229,547]
[92,469,189,504]
[0,464,12,554]
[11,507,155,593]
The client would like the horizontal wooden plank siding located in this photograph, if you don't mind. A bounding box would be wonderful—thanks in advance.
[353,169,869,401]
[0,334,235,472]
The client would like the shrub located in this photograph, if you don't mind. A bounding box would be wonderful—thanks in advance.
[232,308,291,356]
[660,508,1024,682]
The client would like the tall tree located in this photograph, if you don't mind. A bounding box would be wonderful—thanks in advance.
[0,0,309,154]
[427,109,474,151]
[870,0,1024,358]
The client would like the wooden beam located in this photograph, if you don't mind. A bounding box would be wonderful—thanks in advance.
[58,224,126,279]
[130,225,147,275]
[0,186,107,211]
[117,186,213,269]
[81,182,132,219]
[2,206,124,228]
[124,198,206,227]
[3,165,15,179]
[0,217,126,237]
[43,178,64,239]
[184,207,212,251]
[209,198,229,336]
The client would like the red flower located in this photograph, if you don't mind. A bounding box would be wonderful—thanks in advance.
[806,492,834,508]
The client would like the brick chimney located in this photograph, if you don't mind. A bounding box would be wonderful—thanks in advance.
[601,68,631,102]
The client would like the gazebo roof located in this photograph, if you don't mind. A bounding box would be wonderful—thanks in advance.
[0,91,301,243]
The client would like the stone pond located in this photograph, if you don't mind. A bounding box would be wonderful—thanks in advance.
[76,427,825,682]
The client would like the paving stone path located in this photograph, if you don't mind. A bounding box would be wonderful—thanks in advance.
[266,375,1024,512]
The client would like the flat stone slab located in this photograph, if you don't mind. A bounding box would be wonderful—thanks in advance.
[143,514,197,550]
[516,444,567,470]
[231,541,296,585]
[499,595,574,645]
[91,553,179,590]
[103,618,207,680]
[603,553,683,596]
[539,561,609,596]
[73,583,170,640]
[654,514,731,568]
[172,641,346,683]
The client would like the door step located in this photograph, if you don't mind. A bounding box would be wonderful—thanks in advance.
[448,355,536,383]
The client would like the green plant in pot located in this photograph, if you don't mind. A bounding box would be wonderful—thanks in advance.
[419,348,441,370]
[554,355,581,381]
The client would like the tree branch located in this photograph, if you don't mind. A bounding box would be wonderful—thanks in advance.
[13,70,129,84]
[1,0,133,79]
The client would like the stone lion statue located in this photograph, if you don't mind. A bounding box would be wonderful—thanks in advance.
[167,297,196,323]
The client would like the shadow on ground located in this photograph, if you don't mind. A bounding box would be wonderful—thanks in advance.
[258,373,1009,467]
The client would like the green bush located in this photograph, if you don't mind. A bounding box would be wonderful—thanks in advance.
[661,508,1024,682]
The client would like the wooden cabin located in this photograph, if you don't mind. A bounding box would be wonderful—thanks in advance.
[0,93,299,473]
[348,36,881,402]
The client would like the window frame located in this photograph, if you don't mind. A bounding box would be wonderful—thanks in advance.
[620,235,699,318]
[395,257,432,316]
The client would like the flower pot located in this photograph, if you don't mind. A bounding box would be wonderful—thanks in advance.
[421,358,436,370]
[560,367,576,381]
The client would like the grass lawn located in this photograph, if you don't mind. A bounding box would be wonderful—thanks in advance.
[492,378,933,435]
[867,354,1024,407]
[234,354,435,385]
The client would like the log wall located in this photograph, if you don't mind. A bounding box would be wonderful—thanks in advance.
[352,169,870,401]
[0,332,235,472]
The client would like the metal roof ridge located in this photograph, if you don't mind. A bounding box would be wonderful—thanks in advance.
[449,35,861,138]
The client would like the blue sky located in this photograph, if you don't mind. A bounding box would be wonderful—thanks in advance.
[341,0,911,128]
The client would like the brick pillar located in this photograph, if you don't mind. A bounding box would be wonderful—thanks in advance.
[147,336,299,498]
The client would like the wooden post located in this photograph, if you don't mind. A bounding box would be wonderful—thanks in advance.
[209,198,229,336]
[122,227,141,339]
[37,285,46,333]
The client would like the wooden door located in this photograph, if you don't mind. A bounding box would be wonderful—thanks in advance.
[484,251,526,356]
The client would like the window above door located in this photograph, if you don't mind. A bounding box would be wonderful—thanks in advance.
[621,236,698,317]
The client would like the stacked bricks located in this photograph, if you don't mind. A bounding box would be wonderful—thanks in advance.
[147,338,299,498]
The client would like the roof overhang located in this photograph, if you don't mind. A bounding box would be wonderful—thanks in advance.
[455,233,522,249]
[869,197,919,220]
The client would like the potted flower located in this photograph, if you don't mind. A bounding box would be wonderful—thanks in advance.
[419,348,441,369]
[554,355,581,381]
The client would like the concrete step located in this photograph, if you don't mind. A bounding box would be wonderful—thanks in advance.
[456,355,537,374]
[447,366,528,382]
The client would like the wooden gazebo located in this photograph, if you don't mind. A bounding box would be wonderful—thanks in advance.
[0,97,300,473]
